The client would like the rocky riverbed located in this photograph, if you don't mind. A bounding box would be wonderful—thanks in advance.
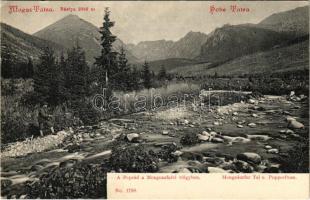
[1,94,308,198]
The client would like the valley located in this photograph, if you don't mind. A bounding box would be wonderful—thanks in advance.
[0,3,309,199]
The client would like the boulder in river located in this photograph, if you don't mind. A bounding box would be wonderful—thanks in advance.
[207,167,227,173]
[126,133,140,142]
[265,145,272,149]
[211,138,224,143]
[288,120,304,129]
[234,160,254,173]
[248,99,256,104]
[286,116,296,122]
[162,130,169,135]
[267,149,279,154]
[171,151,183,157]
[210,131,217,137]
[213,121,220,126]
[286,129,294,134]
[202,131,210,136]
[236,152,261,164]
[248,123,257,128]
[197,134,209,141]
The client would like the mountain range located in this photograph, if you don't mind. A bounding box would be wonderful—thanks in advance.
[1,5,308,75]
[127,31,208,61]
[33,14,139,64]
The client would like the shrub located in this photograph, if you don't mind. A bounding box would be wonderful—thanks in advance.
[180,133,199,146]
[279,137,309,173]
[1,113,28,143]
[76,101,101,125]
[109,145,159,172]
[26,164,107,199]
[156,143,179,163]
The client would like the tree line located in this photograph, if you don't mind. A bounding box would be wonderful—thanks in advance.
[18,8,171,120]
[1,50,34,79]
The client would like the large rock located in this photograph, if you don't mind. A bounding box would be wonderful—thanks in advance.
[236,152,261,164]
[232,136,250,143]
[171,151,183,156]
[213,121,220,126]
[288,120,304,129]
[211,138,224,143]
[286,116,296,122]
[162,130,169,135]
[197,134,209,141]
[126,133,140,142]
[248,123,257,128]
[265,145,272,149]
[202,131,210,136]
[234,160,254,173]
[248,99,256,104]
[207,167,227,173]
[210,131,217,137]
[267,148,279,154]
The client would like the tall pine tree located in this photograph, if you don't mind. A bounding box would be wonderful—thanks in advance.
[113,46,132,90]
[25,57,34,78]
[33,47,55,105]
[142,61,151,89]
[158,66,167,80]
[129,66,140,91]
[95,7,118,91]
[1,47,14,78]
[65,44,90,111]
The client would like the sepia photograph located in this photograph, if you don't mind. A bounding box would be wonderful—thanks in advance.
[0,1,309,199]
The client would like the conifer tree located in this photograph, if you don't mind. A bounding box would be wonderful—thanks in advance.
[142,61,151,89]
[95,7,118,91]
[158,66,167,80]
[130,66,140,91]
[33,47,55,105]
[1,48,13,78]
[51,56,67,105]
[113,46,132,90]
[65,44,90,110]
[26,57,34,78]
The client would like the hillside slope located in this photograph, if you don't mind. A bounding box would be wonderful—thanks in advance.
[198,24,291,63]
[143,58,199,73]
[171,39,309,76]
[1,23,64,63]
[258,6,309,37]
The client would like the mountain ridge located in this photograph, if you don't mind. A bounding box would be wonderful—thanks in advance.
[128,31,208,61]
[258,6,309,37]
[1,22,64,63]
[33,14,140,64]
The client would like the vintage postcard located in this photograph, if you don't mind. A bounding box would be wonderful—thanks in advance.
[0,1,309,199]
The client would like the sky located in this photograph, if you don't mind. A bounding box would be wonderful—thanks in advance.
[1,1,308,44]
